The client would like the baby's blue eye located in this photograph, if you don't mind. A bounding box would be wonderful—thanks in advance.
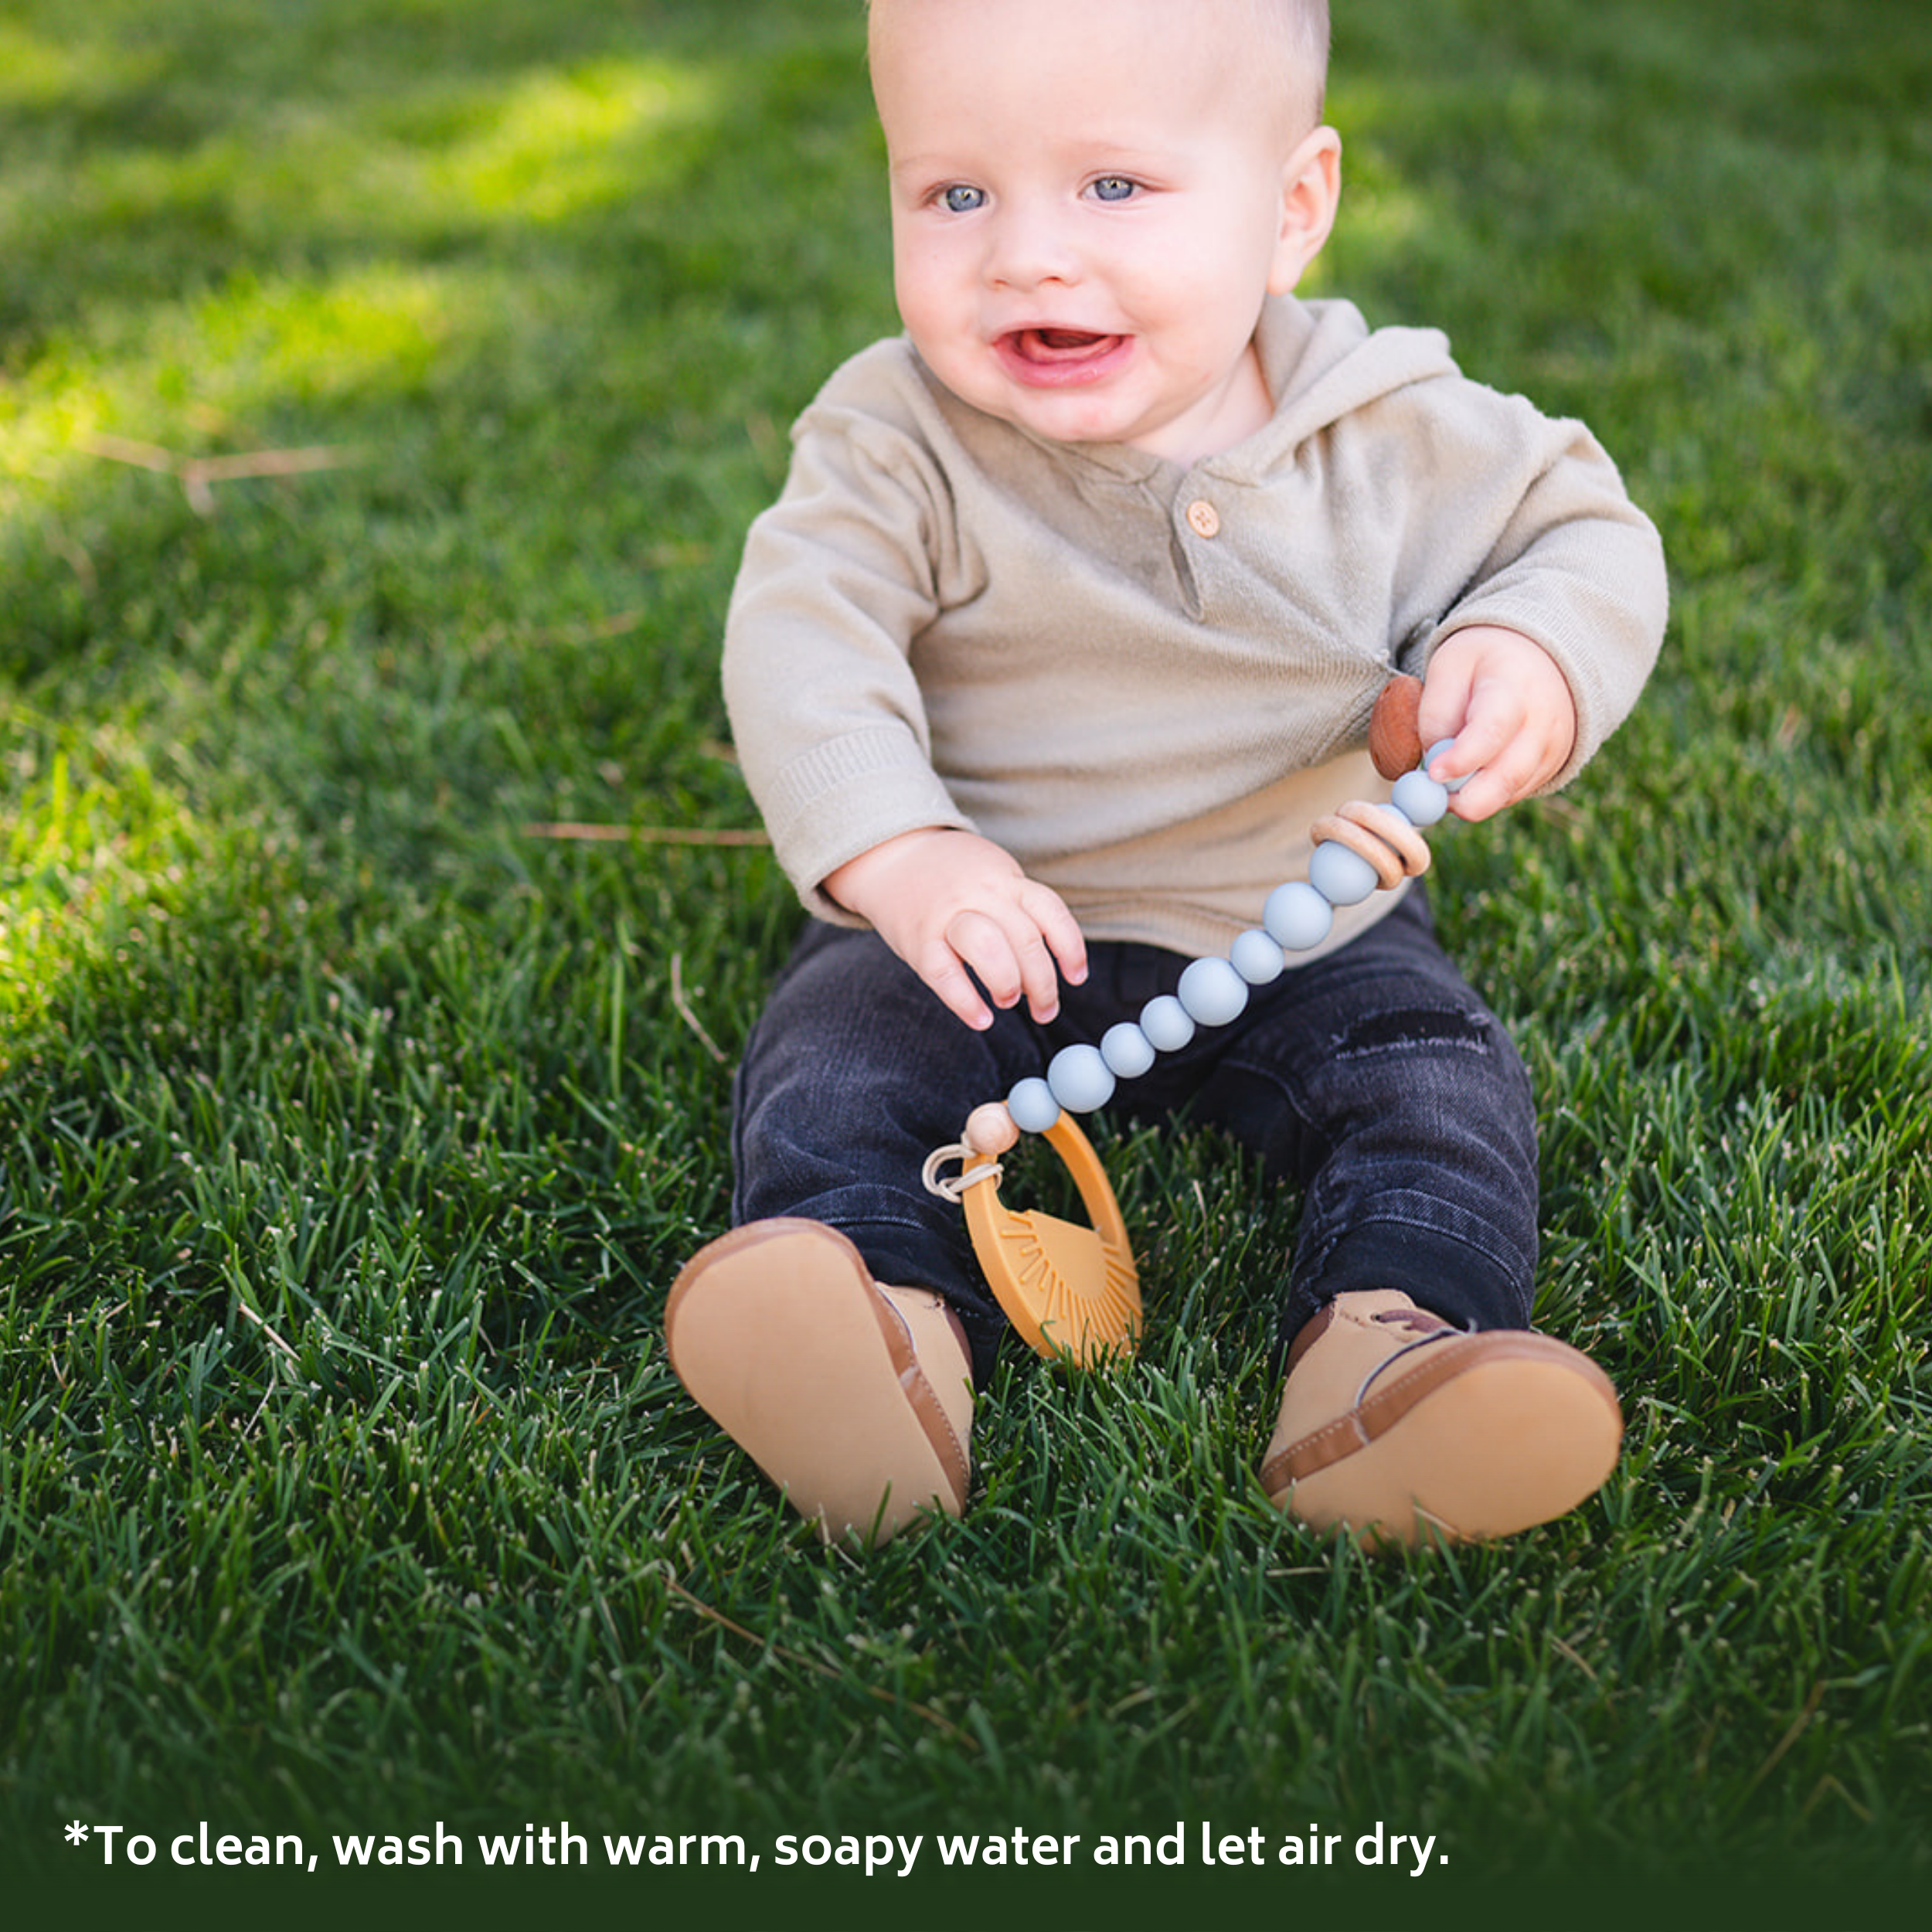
[940,184,985,213]
[1092,175,1136,202]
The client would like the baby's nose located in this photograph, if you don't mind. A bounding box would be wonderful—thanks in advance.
[985,200,1081,289]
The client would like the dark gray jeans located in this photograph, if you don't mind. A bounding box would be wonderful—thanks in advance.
[730,887,1539,1387]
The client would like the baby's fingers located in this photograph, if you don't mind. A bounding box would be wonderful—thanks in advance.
[1427,710,1517,821]
[945,907,1062,1026]
[1019,881,1089,1006]
[918,931,999,1032]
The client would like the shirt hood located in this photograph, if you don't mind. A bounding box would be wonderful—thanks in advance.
[1243,295,1461,466]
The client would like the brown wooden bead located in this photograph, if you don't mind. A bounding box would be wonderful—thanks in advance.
[1369,674,1426,781]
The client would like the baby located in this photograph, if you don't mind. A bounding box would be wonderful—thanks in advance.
[665,0,1667,1547]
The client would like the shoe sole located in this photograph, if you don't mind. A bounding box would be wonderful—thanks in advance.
[665,1219,967,1544]
[1271,1335,1622,1546]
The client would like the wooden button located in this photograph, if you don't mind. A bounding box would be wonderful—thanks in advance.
[1185,498,1220,539]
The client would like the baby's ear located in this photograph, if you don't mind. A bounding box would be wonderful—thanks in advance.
[1269,125,1342,294]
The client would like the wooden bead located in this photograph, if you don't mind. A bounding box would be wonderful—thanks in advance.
[1369,674,1426,781]
[964,1103,1020,1157]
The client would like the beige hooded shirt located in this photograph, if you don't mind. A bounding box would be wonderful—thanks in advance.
[723,295,1667,963]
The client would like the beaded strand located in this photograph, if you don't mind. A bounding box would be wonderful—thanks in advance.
[955,738,1471,1164]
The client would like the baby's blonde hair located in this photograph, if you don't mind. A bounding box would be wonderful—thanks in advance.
[1251,0,1331,129]
[866,0,1331,134]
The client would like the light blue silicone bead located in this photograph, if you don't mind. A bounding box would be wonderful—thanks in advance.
[1308,839,1379,906]
[1229,927,1285,986]
[1006,1076,1061,1135]
[1177,955,1249,1027]
[1264,879,1333,954]
[1047,1043,1116,1114]
[1100,1022,1158,1080]
[1391,767,1450,827]
[1427,737,1473,793]
[1140,994,1196,1053]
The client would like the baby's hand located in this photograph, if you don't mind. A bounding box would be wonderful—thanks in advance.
[1417,626,1578,821]
[824,828,1089,1031]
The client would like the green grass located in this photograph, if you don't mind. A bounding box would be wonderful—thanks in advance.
[2,1,1929,1924]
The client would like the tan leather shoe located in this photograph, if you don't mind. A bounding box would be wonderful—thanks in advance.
[1261,1290,1622,1546]
[665,1219,973,1546]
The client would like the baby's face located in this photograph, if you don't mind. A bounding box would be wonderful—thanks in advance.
[871,0,1332,466]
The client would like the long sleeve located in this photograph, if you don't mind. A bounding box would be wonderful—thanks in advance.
[723,355,982,920]
[1383,379,1668,789]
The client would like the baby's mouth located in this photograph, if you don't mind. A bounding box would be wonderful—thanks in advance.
[1009,327,1123,362]
[996,327,1131,386]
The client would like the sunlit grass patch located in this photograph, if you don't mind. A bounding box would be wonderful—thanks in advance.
[1,264,456,502]
[406,56,723,224]
[0,19,161,112]
[0,715,205,1035]
[5,51,726,253]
